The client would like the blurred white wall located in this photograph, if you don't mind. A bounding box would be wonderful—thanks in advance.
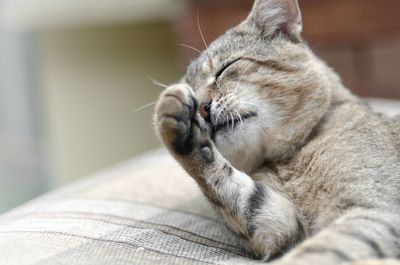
[0,0,185,212]
[38,23,181,185]
[0,0,183,28]
[0,30,47,212]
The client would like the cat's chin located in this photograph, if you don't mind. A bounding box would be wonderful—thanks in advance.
[212,125,267,174]
[217,141,266,174]
[210,112,258,140]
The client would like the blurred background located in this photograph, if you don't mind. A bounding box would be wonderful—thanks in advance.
[0,0,400,213]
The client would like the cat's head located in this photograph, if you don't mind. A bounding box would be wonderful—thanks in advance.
[183,0,349,172]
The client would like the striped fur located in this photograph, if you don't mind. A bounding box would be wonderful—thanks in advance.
[155,0,400,264]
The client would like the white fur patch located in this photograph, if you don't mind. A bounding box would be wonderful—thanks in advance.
[201,60,211,73]
[215,83,281,173]
[252,188,299,257]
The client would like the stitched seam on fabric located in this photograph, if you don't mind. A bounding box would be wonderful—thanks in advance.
[0,230,221,265]
[22,213,249,257]
[76,197,220,222]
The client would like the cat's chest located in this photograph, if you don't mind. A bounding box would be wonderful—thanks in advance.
[284,145,366,226]
[219,143,266,174]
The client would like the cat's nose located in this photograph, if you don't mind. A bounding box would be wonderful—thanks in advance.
[199,101,212,122]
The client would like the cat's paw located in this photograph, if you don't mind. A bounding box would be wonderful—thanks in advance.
[155,84,203,155]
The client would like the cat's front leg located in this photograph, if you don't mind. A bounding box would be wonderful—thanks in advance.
[155,84,304,259]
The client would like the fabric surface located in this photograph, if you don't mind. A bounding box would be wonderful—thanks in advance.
[0,150,259,265]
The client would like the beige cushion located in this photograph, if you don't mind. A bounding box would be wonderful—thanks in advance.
[0,150,259,265]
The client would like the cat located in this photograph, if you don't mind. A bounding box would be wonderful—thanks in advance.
[154,0,400,264]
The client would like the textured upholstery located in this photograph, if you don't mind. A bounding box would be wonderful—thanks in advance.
[0,151,258,265]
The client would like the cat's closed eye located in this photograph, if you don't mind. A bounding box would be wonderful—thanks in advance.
[215,58,241,79]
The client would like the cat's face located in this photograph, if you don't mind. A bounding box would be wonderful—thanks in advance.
[183,0,333,171]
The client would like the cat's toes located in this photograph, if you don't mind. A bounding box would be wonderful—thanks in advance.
[155,84,199,153]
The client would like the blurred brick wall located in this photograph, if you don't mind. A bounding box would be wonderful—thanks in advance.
[175,0,400,99]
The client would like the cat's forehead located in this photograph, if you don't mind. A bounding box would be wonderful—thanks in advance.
[185,28,265,81]
[207,28,263,62]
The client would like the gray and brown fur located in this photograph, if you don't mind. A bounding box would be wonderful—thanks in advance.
[154,0,400,264]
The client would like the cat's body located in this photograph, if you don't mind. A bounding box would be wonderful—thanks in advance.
[155,0,400,264]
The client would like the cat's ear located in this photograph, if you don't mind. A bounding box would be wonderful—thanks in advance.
[247,0,303,41]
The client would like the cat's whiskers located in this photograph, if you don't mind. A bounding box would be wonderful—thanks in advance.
[214,93,247,131]
[135,101,158,112]
[214,99,224,126]
[230,112,235,131]
[223,108,230,128]
[234,109,243,126]
[197,9,209,50]
[234,71,246,94]
[310,41,322,52]
[223,93,237,107]
[178,43,202,55]
[229,59,257,108]
[221,107,228,126]
[148,77,169,89]
[215,80,225,96]
[214,94,239,131]
[215,111,221,127]
[226,111,232,131]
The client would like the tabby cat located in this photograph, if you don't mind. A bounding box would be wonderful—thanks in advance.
[154,0,400,264]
